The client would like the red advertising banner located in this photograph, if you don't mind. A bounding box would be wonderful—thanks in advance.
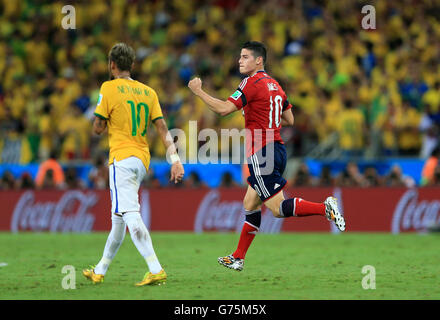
[1,187,439,233]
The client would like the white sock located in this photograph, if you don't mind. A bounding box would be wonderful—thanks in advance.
[94,214,126,275]
[123,212,162,274]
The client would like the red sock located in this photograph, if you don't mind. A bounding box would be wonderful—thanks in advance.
[233,222,258,259]
[294,198,326,217]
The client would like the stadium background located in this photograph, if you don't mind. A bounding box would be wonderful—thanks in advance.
[1,0,440,303]
[0,0,440,234]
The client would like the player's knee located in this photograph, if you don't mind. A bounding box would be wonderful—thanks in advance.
[266,201,283,218]
[131,227,145,241]
[245,204,262,212]
[243,198,261,212]
[243,198,251,210]
[271,207,283,218]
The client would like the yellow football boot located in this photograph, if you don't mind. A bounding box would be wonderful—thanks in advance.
[135,269,167,286]
[82,266,104,284]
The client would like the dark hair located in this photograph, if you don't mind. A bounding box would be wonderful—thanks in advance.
[242,41,267,65]
[108,43,135,71]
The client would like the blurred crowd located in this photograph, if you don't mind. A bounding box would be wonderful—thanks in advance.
[289,161,419,188]
[2,145,440,190]
[0,153,240,190]
[0,1,440,169]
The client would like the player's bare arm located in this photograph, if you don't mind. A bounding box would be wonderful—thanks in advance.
[153,118,184,183]
[93,116,107,135]
[188,77,237,116]
[281,108,294,126]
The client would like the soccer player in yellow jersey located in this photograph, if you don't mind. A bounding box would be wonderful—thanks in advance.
[83,43,184,286]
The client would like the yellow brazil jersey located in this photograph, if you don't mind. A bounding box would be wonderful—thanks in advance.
[94,78,164,171]
[336,109,365,150]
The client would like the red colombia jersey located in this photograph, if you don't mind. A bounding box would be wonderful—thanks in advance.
[227,70,293,157]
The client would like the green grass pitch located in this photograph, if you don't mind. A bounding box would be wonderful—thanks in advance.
[0,232,439,300]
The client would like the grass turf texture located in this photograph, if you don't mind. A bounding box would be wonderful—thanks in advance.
[0,232,439,300]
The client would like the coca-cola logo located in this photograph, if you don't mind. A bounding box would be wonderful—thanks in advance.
[194,190,283,233]
[392,189,440,233]
[11,191,97,232]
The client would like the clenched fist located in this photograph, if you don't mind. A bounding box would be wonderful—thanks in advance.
[188,77,203,95]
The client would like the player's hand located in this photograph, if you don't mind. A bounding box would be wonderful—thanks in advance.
[170,161,184,184]
[188,77,202,95]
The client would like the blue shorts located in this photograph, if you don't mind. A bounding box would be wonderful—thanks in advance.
[247,142,287,202]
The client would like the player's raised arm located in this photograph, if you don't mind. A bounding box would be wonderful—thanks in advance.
[93,116,107,135]
[188,77,237,116]
[152,118,184,184]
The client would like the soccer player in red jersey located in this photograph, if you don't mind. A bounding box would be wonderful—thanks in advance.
[188,41,345,271]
